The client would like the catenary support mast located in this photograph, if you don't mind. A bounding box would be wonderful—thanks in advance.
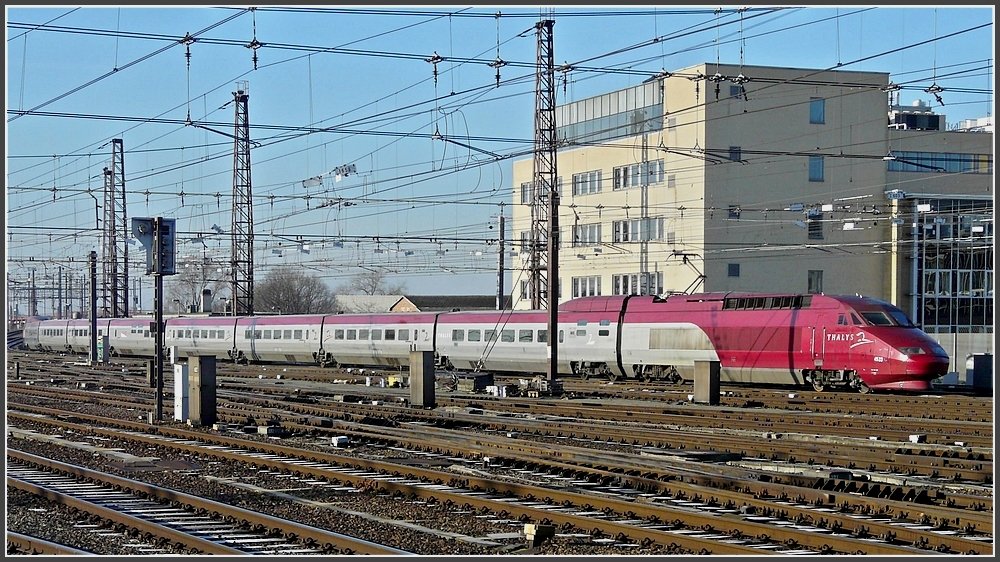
[530,19,559,380]
[230,81,254,316]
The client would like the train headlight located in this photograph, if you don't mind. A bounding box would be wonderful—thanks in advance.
[896,346,925,356]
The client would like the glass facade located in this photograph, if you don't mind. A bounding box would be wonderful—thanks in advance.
[912,198,993,333]
[555,81,662,144]
[888,151,993,174]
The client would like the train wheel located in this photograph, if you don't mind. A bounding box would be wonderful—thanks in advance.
[579,371,590,381]
[607,372,622,382]
[856,382,872,394]
[811,379,825,392]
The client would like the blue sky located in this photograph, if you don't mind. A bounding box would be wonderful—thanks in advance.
[5,5,994,311]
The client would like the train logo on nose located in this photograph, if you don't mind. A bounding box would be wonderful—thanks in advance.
[827,331,874,349]
[848,331,875,349]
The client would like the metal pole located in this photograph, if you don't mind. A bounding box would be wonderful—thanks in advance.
[154,217,165,422]
[89,252,98,364]
[497,211,505,310]
[30,269,37,317]
[57,266,63,319]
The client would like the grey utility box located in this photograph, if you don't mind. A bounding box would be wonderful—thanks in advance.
[188,355,217,426]
[409,349,436,408]
[693,360,721,405]
[969,353,993,393]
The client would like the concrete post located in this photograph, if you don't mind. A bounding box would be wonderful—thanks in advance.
[693,360,721,405]
[409,349,436,408]
[970,354,993,394]
[188,355,217,426]
[173,363,189,421]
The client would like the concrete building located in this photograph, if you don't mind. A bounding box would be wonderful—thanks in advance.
[510,63,993,371]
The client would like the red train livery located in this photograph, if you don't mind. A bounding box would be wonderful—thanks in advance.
[24,292,950,393]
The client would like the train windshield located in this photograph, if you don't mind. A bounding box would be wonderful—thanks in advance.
[859,306,915,327]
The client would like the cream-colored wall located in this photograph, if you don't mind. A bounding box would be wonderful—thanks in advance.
[510,63,992,310]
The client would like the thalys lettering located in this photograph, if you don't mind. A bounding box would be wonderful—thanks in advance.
[24,292,949,394]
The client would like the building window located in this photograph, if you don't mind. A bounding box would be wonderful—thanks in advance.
[808,212,824,240]
[645,159,665,184]
[613,217,664,243]
[730,84,741,98]
[612,163,643,190]
[808,155,824,182]
[572,223,601,246]
[809,97,825,124]
[808,270,824,294]
[571,170,602,196]
[520,178,563,203]
[666,116,677,129]
[613,272,663,295]
[572,276,602,297]
[728,205,741,220]
[729,146,742,162]
[728,263,740,277]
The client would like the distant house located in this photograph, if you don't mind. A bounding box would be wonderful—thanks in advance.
[406,295,511,312]
[334,294,510,313]
[335,295,412,313]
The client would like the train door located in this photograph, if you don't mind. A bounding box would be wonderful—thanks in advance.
[810,326,826,371]
[247,317,261,362]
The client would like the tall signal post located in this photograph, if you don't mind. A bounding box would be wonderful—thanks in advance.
[231,81,254,316]
[101,138,128,317]
[530,19,559,381]
[133,216,176,422]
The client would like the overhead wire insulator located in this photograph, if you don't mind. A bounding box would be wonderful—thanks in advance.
[246,38,263,70]
[731,73,750,102]
[425,51,444,86]
[488,57,507,88]
[246,8,263,70]
[925,83,945,106]
[708,71,725,100]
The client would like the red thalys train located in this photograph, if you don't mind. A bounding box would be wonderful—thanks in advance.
[24,292,950,393]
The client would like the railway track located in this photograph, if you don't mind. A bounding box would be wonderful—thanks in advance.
[7,350,994,555]
[7,451,405,555]
[10,383,992,484]
[6,405,992,555]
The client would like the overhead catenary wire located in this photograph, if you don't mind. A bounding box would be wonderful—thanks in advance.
[8,9,991,281]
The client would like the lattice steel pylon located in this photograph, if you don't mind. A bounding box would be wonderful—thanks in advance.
[529,19,558,311]
[230,81,254,316]
[101,138,128,317]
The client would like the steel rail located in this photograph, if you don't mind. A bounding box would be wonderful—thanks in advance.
[6,449,409,555]
[6,475,245,555]
[6,531,93,555]
[9,390,992,492]
[6,410,947,555]
[307,418,995,536]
